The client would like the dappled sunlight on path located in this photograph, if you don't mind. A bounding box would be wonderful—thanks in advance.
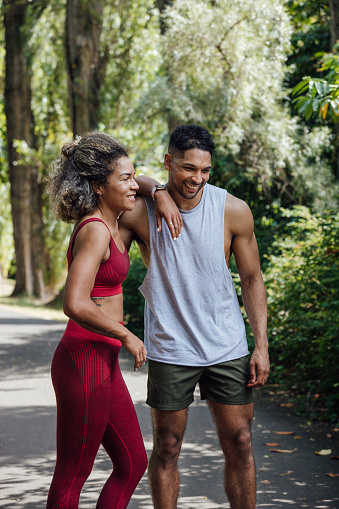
[0,307,338,508]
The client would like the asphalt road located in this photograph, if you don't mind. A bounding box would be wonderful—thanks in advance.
[0,307,338,508]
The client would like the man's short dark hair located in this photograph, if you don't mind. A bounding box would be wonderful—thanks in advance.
[168,124,215,158]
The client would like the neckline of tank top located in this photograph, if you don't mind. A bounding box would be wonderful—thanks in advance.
[176,183,208,215]
[69,218,126,258]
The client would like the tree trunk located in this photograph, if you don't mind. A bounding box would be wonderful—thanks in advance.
[330,0,339,179]
[330,0,339,48]
[4,0,46,298]
[65,0,104,135]
[155,0,180,133]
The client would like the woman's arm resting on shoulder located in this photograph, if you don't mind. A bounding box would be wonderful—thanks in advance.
[230,200,270,388]
[135,175,183,240]
[63,222,147,370]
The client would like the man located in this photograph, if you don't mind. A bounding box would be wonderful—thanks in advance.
[119,124,270,509]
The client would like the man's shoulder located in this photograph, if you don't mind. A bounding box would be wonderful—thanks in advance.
[225,192,250,213]
[224,193,253,233]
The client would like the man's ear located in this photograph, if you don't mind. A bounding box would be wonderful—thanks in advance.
[164,153,172,172]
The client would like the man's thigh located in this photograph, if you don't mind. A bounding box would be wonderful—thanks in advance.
[199,354,254,405]
[147,360,202,411]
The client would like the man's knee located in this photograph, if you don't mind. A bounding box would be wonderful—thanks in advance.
[223,427,253,462]
[152,429,183,466]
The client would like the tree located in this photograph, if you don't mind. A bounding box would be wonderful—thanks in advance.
[330,0,339,49]
[139,0,336,212]
[4,0,47,298]
[65,0,105,135]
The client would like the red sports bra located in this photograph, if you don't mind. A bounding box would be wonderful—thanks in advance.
[66,218,130,297]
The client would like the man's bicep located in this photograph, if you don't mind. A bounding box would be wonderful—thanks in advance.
[233,231,262,282]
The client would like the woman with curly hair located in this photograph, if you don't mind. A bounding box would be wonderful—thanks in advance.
[46,132,148,509]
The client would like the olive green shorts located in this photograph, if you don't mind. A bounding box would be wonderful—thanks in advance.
[146,354,254,411]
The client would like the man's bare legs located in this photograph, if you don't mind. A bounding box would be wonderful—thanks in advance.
[148,408,187,509]
[148,403,254,509]
[208,401,255,509]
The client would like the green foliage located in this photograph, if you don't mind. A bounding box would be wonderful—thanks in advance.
[140,0,337,211]
[292,53,339,122]
[264,206,339,421]
[286,0,331,90]
[122,242,147,339]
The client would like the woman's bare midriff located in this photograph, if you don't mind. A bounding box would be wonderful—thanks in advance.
[90,293,124,323]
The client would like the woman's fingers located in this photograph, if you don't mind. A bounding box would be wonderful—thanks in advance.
[134,345,147,371]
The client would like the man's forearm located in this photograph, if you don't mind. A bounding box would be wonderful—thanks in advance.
[135,176,162,197]
[241,275,268,349]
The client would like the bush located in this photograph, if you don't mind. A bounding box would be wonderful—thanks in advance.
[264,206,339,422]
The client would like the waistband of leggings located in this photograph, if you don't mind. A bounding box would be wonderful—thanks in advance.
[65,319,124,343]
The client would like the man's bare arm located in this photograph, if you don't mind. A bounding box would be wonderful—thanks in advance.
[227,196,270,388]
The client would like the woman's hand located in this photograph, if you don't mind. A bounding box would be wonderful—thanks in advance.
[155,190,183,240]
[121,332,147,371]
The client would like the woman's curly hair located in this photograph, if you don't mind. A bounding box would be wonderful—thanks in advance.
[47,132,128,222]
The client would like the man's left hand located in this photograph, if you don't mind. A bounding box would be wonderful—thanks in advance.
[247,347,270,388]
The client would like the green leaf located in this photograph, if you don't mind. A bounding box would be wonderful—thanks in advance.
[292,78,311,96]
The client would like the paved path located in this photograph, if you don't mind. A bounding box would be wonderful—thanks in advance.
[0,307,338,508]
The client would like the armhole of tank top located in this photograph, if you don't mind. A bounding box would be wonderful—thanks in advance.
[222,189,228,271]
[69,218,110,260]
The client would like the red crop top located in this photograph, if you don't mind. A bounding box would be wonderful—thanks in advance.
[66,218,130,297]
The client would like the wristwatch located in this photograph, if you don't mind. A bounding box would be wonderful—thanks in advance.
[151,184,167,201]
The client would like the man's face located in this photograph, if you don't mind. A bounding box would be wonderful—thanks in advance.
[165,149,212,200]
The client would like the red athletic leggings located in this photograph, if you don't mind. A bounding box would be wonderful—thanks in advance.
[46,321,147,509]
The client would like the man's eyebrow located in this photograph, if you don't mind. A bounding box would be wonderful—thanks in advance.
[119,171,134,176]
[181,163,212,169]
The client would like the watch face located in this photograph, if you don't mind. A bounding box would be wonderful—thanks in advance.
[155,185,166,190]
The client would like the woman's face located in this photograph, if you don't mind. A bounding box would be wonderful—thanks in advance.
[99,157,139,212]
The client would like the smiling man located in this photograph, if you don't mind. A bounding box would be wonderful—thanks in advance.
[118,124,270,509]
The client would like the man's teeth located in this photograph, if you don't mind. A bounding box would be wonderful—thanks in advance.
[185,183,198,189]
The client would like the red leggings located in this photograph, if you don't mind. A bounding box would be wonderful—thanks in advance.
[46,321,147,509]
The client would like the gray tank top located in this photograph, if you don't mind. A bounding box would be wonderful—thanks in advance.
[139,183,249,366]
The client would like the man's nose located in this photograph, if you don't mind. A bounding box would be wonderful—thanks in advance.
[191,172,203,184]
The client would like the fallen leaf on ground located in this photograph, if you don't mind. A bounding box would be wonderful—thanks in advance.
[261,480,271,484]
[279,403,294,407]
[274,431,295,435]
[331,456,339,460]
[265,442,281,446]
[294,436,302,439]
[332,428,339,432]
[269,448,297,453]
[325,473,339,477]
[280,471,293,476]
[315,449,332,456]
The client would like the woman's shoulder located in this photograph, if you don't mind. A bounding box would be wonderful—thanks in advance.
[72,215,111,251]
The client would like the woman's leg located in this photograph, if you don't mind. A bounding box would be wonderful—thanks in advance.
[46,334,113,509]
[96,355,147,509]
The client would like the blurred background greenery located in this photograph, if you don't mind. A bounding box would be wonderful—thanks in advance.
[0,0,338,422]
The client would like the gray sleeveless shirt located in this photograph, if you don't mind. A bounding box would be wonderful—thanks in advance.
[139,183,249,366]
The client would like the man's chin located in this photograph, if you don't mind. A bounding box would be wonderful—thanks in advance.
[180,185,204,200]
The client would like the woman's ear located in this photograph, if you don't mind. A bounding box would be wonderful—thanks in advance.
[91,181,102,196]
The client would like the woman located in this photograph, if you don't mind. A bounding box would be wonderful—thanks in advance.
[46,132,148,509]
